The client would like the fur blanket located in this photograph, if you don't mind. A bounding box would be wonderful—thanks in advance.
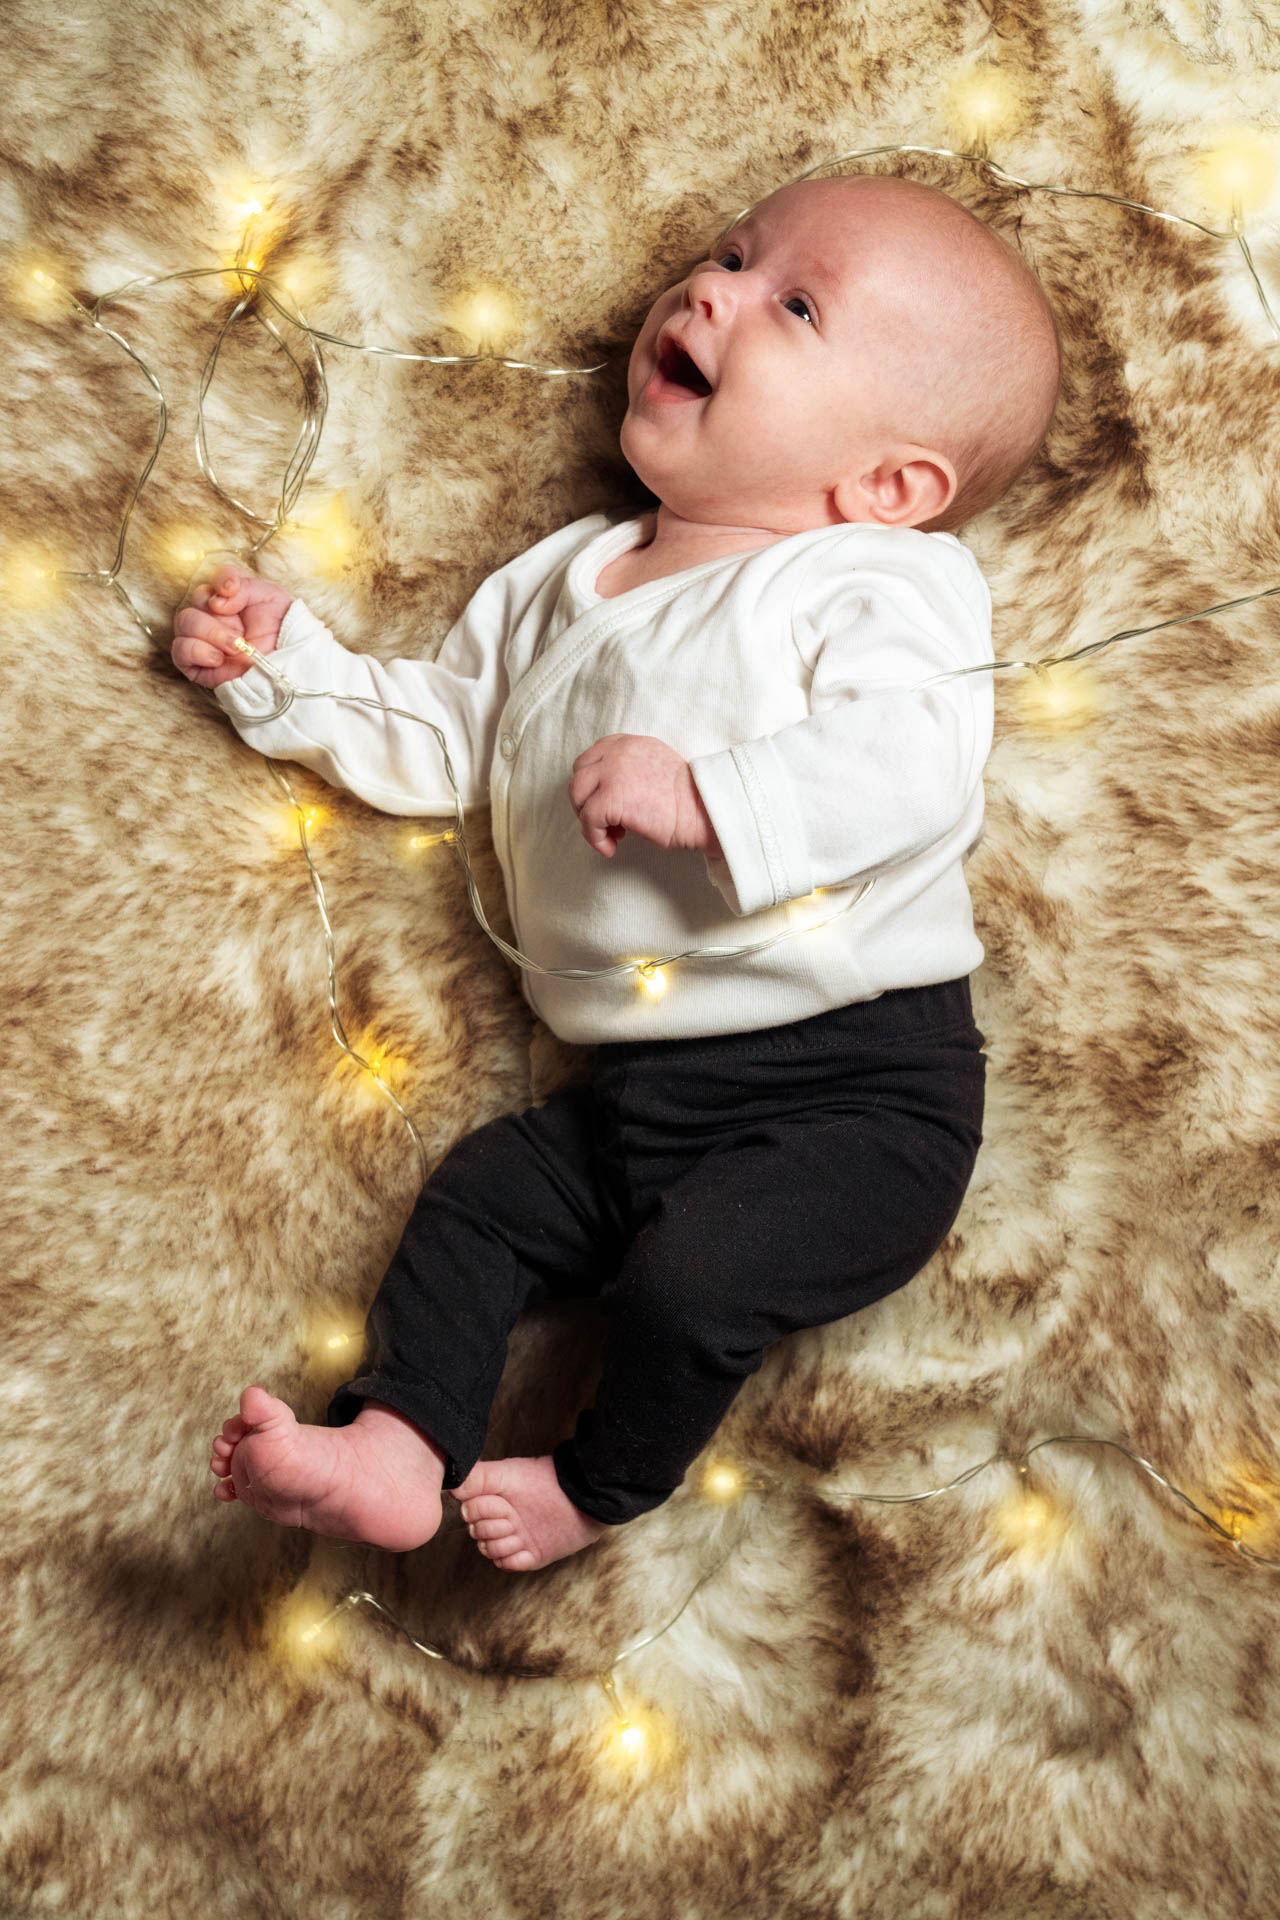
[4,0,1280,1914]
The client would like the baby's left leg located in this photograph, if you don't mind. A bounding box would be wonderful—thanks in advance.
[453,1454,610,1571]
[543,1077,985,1535]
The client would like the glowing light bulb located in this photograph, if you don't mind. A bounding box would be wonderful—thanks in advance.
[1015,661,1100,732]
[217,172,271,227]
[276,1588,339,1661]
[944,64,1025,148]
[602,1708,663,1769]
[1020,1493,1050,1531]
[363,1041,407,1089]
[451,282,520,355]
[994,1486,1067,1557]
[288,1605,337,1656]
[1216,1461,1280,1550]
[159,526,214,574]
[14,258,72,321]
[635,962,668,997]
[786,887,829,930]
[409,829,456,850]
[215,177,283,291]
[0,546,59,611]
[307,1310,362,1370]
[285,491,357,578]
[596,1675,667,1768]
[1195,127,1278,222]
[344,1030,411,1110]
[702,1461,744,1502]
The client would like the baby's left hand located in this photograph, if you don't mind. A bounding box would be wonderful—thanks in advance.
[569,734,723,860]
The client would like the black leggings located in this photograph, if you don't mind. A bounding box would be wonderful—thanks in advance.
[327,974,986,1526]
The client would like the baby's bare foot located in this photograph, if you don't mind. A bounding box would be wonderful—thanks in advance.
[454,1454,611,1571]
[209,1386,447,1553]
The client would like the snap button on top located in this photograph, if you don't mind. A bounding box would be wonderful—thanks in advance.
[499,731,517,761]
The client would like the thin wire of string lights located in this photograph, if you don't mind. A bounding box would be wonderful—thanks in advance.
[290,1430,1279,1761]
[11,129,1280,1748]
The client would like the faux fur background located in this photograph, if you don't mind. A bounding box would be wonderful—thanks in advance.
[3,0,1280,1914]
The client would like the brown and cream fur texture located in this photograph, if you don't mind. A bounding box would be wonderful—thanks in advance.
[3,0,1280,1914]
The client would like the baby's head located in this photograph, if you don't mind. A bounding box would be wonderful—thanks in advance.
[622,174,1061,535]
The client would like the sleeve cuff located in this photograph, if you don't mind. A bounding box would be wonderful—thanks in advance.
[275,597,325,651]
[689,741,813,917]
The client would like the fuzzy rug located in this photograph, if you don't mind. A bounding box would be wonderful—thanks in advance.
[4,0,1280,1915]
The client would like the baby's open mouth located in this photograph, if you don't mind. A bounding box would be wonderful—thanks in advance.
[657,339,712,395]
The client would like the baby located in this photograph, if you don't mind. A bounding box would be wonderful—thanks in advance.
[175,173,1060,1572]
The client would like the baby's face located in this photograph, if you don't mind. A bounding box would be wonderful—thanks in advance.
[620,180,961,532]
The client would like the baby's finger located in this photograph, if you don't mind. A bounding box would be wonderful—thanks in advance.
[209,564,250,612]
[581,816,618,856]
[175,607,242,648]
[186,641,224,668]
[567,767,601,811]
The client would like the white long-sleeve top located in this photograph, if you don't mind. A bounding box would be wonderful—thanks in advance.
[214,510,995,1044]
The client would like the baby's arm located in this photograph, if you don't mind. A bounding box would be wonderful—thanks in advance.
[172,565,511,817]
[688,543,995,916]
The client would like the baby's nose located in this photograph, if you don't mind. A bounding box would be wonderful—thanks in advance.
[685,265,734,320]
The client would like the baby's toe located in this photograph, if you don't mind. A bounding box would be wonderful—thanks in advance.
[468,1518,515,1542]
[221,1415,248,1442]
[461,1495,512,1523]
[478,1534,520,1560]
[494,1548,535,1571]
[213,1479,238,1502]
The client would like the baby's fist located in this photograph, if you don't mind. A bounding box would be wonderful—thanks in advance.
[171,563,293,689]
[568,733,723,859]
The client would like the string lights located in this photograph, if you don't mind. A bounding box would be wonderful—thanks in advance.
[8,88,1280,1761]
[9,116,1279,1168]
[283,1433,1278,1762]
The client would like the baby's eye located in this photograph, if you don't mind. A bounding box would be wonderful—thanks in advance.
[716,249,743,271]
[784,296,814,325]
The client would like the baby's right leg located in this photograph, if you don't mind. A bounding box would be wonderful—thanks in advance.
[209,1385,449,1551]
[324,1084,629,1502]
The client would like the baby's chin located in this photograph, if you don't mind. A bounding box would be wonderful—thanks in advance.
[616,413,664,491]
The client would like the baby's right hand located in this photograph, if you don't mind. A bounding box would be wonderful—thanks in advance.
[171,563,295,689]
